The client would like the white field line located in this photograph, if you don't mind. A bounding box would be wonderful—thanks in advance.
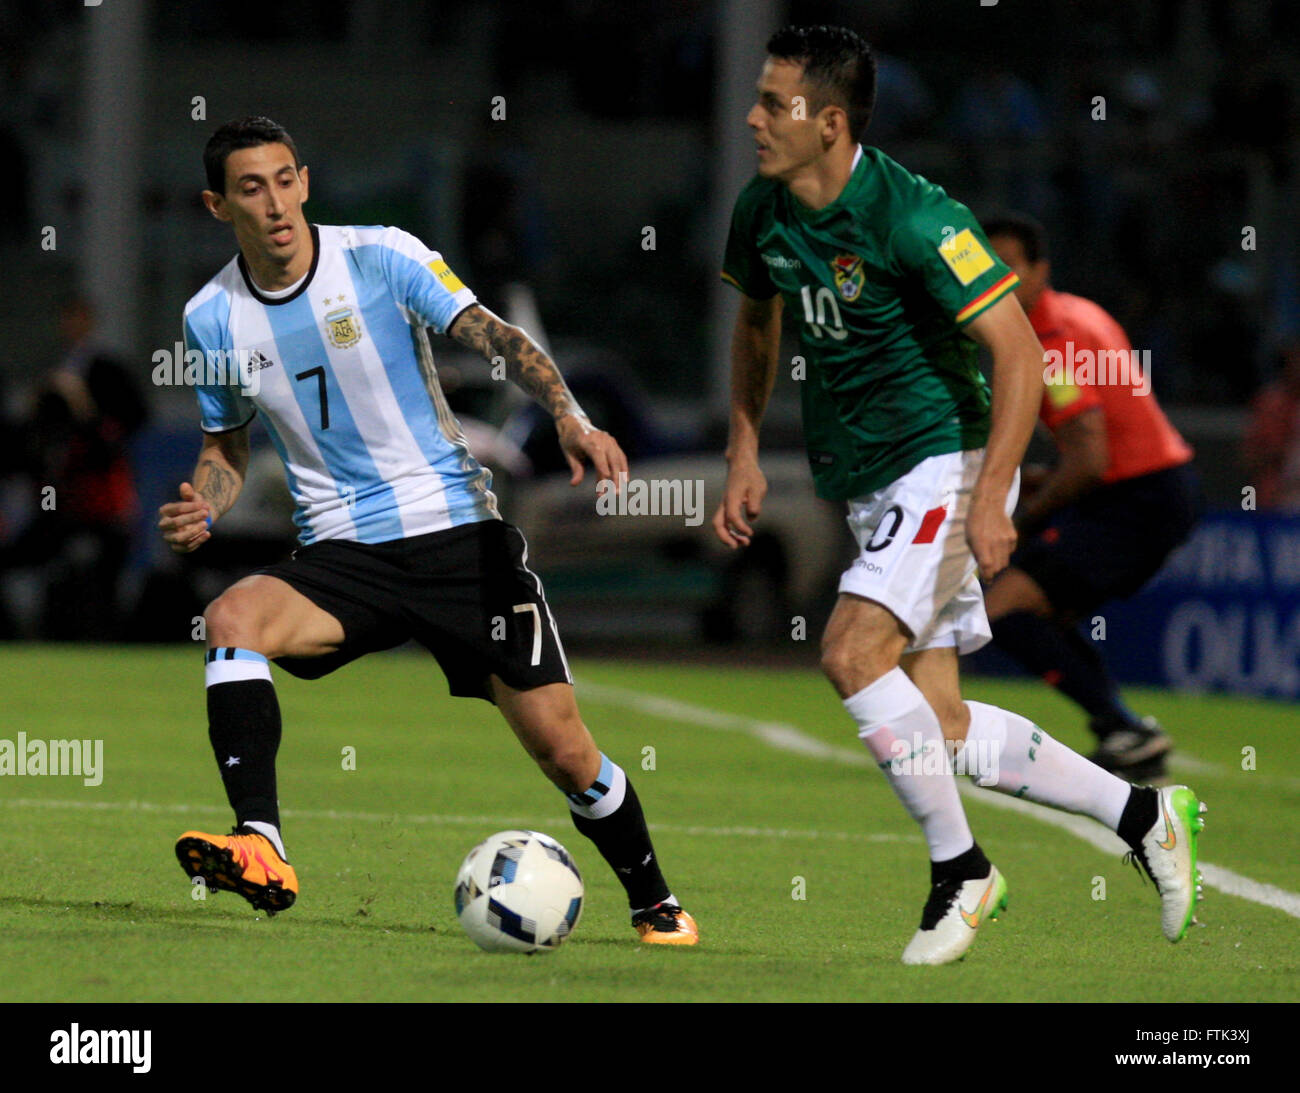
[578,684,1300,789]
[0,796,919,847]
[579,680,1300,921]
[1169,752,1300,792]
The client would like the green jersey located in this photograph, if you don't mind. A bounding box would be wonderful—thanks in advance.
[722,145,1019,500]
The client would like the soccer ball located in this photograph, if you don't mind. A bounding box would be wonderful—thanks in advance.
[453,830,584,953]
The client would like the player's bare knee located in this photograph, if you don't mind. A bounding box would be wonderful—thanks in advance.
[820,636,891,697]
[535,739,595,795]
[819,639,854,689]
[204,588,265,652]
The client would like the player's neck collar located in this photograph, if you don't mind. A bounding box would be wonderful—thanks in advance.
[238,223,321,306]
[788,144,865,219]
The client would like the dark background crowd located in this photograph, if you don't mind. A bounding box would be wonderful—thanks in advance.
[2,0,1298,640]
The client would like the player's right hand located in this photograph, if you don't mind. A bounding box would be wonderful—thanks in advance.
[713,460,767,549]
[158,482,213,554]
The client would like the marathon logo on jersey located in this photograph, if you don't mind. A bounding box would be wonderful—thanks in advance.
[49,1024,150,1074]
[1043,341,1152,397]
[761,253,802,270]
[325,306,362,349]
[830,253,865,301]
[938,228,995,286]
[151,344,262,396]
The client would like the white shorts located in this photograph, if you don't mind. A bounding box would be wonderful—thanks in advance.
[837,449,1019,655]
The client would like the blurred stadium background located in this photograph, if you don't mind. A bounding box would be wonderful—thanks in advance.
[3,0,1300,700]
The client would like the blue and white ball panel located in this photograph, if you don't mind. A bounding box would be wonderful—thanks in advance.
[489,840,524,887]
[487,896,544,947]
[454,830,584,952]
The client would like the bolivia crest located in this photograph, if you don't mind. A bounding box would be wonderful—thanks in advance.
[831,253,864,302]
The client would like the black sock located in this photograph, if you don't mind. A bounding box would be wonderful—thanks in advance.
[567,756,671,911]
[1117,786,1159,849]
[992,611,1137,726]
[206,668,282,828]
[931,842,991,885]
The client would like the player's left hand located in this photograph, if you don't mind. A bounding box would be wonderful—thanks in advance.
[967,492,1017,580]
[555,412,629,491]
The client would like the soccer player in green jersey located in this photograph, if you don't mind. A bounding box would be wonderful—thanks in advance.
[714,25,1206,965]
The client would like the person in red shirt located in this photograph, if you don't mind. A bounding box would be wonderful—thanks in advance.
[981,213,1199,781]
[1242,337,1300,510]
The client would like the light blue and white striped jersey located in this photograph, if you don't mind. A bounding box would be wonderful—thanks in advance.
[183,224,499,545]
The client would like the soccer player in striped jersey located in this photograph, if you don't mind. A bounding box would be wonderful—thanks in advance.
[713,26,1204,964]
[159,117,697,945]
[982,212,1198,782]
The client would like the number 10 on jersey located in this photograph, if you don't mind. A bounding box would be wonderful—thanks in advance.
[800,285,847,341]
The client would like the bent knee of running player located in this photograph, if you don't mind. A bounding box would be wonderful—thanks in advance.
[820,595,910,698]
[205,574,345,659]
[490,677,601,793]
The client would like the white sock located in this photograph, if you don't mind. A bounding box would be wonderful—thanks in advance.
[961,701,1130,829]
[244,820,287,860]
[847,668,974,862]
[632,892,679,916]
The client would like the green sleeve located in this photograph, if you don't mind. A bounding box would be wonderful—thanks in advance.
[889,196,1019,325]
[720,189,777,300]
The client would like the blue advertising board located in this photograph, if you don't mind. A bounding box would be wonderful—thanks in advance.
[971,510,1300,698]
[1101,510,1300,697]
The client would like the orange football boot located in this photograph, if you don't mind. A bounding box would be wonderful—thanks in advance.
[632,902,699,945]
[175,826,298,915]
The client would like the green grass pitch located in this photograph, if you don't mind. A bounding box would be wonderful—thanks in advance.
[1,644,1296,1002]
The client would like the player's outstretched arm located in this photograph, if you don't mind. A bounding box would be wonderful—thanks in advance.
[713,293,783,549]
[964,294,1044,578]
[447,304,627,489]
[157,427,250,553]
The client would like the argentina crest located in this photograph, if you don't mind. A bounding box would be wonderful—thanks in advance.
[325,304,362,348]
[831,253,864,301]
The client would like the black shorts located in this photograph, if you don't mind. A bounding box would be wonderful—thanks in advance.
[1013,462,1201,618]
[261,519,572,701]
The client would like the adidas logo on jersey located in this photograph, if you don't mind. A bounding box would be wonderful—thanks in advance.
[151,343,263,396]
[248,350,277,373]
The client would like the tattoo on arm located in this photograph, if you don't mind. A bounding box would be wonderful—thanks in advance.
[193,431,248,519]
[196,458,238,518]
[450,305,584,420]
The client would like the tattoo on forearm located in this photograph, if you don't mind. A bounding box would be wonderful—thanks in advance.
[196,458,237,518]
[451,306,582,420]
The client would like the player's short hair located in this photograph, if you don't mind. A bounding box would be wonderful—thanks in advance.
[204,116,302,194]
[982,212,1049,264]
[766,24,877,140]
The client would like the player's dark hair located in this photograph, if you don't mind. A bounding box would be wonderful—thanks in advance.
[766,24,876,139]
[204,116,302,193]
[982,212,1049,264]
